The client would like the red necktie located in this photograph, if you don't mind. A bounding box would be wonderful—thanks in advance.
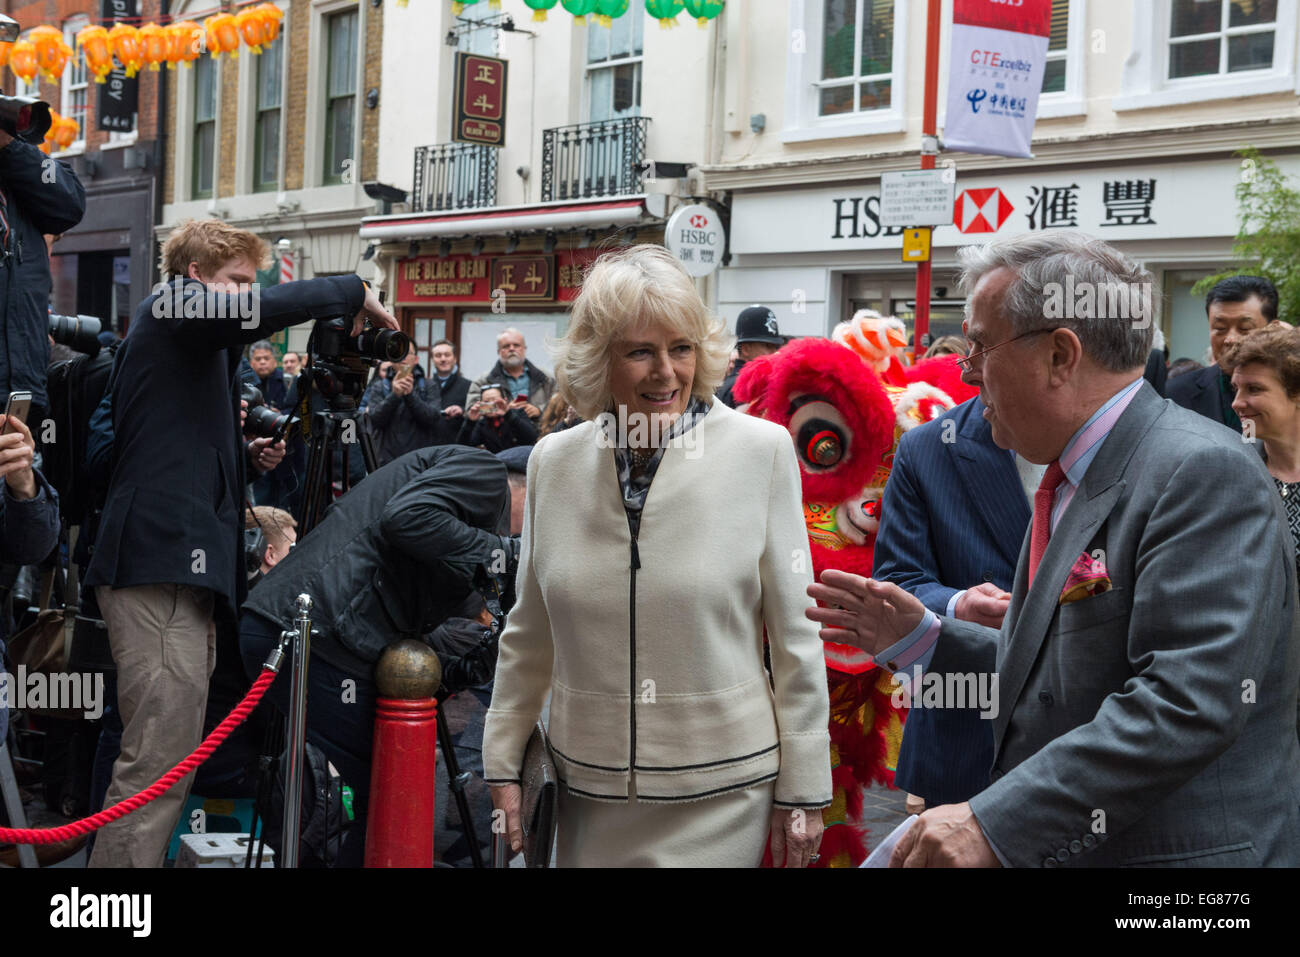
[1028,460,1066,588]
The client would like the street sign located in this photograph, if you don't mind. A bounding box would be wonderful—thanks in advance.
[902,227,932,263]
[452,52,508,147]
[665,204,725,277]
[880,170,956,227]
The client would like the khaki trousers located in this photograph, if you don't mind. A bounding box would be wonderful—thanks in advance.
[88,584,217,868]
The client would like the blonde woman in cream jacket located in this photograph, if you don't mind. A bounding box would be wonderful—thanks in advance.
[484,246,833,867]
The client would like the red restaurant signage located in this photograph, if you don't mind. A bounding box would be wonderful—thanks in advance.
[397,248,601,305]
[452,53,508,148]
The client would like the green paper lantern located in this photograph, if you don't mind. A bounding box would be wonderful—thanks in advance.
[683,0,723,27]
[524,0,560,20]
[595,0,629,27]
[562,0,599,24]
[645,0,684,28]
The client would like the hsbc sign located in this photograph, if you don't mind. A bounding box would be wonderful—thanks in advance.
[954,188,1015,233]
[666,203,725,277]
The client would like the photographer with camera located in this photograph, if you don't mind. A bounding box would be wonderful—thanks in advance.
[360,341,441,466]
[457,383,539,454]
[239,444,520,866]
[83,218,397,868]
[0,113,87,422]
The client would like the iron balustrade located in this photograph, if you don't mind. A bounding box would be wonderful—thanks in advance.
[540,116,649,203]
[412,142,498,212]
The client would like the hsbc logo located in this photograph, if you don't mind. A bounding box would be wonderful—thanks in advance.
[689,213,708,228]
[954,188,1014,233]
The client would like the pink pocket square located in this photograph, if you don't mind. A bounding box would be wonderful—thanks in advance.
[1060,551,1112,605]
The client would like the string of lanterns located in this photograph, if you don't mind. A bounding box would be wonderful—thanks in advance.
[462,0,724,28]
[0,4,283,88]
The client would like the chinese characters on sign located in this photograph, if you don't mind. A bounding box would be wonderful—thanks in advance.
[396,250,599,305]
[491,257,554,302]
[98,0,139,132]
[1100,179,1157,227]
[1024,181,1159,230]
[452,52,508,148]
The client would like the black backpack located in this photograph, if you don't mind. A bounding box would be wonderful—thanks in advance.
[43,345,116,526]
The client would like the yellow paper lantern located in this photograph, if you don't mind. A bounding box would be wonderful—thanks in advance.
[108,23,144,78]
[235,7,266,54]
[77,25,115,83]
[139,23,168,71]
[206,13,240,59]
[168,21,204,69]
[257,4,284,47]
[53,112,79,150]
[8,39,37,85]
[31,25,74,83]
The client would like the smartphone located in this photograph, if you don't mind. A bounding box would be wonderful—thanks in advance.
[1,391,32,435]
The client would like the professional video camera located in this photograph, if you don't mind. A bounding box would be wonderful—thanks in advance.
[305,317,409,410]
[48,312,103,358]
[240,382,299,442]
[0,17,52,146]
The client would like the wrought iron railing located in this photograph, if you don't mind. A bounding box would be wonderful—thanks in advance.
[412,142,498,212]
[540,116,650,203]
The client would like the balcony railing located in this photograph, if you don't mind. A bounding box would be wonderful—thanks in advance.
[412,142,498,212]
[540,116,650,203]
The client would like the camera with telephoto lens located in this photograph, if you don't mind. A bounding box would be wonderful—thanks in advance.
[305,317,410,410]
[0,95,52,145]
[240,382,299,441]
[49,313,103,357]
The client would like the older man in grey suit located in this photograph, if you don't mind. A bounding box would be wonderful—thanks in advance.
[809,232,1300,868]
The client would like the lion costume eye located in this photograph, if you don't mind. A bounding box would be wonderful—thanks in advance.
[789,396,853,470]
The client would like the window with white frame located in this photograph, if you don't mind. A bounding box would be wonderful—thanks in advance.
[587,12,643,122]
[1168,0,1278,78]
[322,8,358,185]
[193,54,217,199]
[1042,0,1070,93]
[818,0,894,115]
[254,34,284,191]
[784,0,907,141]
[61,16,89,148]
[1116,0,1296,110]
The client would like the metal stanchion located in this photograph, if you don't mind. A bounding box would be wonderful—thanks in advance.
[280,593,313,869]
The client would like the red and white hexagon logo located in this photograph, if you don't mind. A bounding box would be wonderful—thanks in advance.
[954,187,1014,233]
[689,213,708,228]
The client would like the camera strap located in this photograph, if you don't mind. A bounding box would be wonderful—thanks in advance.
[0,185,10,257]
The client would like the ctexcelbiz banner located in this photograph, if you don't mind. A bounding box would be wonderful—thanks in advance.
[943,0,1052,159]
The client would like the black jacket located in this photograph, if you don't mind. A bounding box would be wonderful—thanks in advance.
[1167,363,1231,426]
[362,364,442,465]
[244,445,515,676]
[457,408,538,454]
[715,358,749,408]
[0,138,87,410]
[430,371,471,445]
[85,275,367,621]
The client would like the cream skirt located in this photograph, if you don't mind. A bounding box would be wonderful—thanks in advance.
[555,777,775,867]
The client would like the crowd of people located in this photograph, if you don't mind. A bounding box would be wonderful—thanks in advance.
[1,172,1298,869]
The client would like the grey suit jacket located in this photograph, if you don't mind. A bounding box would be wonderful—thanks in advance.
[929,382,1300,867]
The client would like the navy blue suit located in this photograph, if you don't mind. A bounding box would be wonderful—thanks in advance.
[873,396,1030,806]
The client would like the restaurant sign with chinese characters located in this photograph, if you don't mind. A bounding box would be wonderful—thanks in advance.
[728,157,1300,255]
[396,249,600,306]
[452,52,508,148]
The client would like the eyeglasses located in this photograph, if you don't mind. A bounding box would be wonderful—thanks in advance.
[956,328,1057,372]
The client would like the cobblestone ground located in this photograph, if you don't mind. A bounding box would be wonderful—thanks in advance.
[857,782,911,858]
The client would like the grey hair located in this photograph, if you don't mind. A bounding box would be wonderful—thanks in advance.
[249,339,274,355]
[956,232,1156,372]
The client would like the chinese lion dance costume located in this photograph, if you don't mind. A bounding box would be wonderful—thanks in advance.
[736,311,976,867]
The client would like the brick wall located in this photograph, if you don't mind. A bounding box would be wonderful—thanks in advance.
[281,0,307,190]
[360,0,379,182]
[217,48,238,196]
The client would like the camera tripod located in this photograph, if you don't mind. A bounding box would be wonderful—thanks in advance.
[295,397,380,535]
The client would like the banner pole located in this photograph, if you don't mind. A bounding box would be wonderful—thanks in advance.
[915,0,942,354]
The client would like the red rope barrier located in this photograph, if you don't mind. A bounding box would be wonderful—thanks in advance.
[0,668,277,846]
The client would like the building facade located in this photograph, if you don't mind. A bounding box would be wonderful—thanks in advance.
[705,0,1300,361]
[4,0,165,331]
[359,2,725,379]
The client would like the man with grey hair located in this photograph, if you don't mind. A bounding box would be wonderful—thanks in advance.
[808,231,1300,867]
[466,328,555,422]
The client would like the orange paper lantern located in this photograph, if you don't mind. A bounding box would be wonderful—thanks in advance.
[139,23,168,71]
[31,25,73,83]
[235,7,266,54]
[168,21,204,69]
[108,23,144,78]
[41,108,61,153]
[77,25,115,83]
[206,13,240,59]
[8,39,37,85]
[257,4,283,47]
[53,113,79,150]
[0,41,12,70]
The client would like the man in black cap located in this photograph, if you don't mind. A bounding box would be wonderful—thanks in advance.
[716,304,786,408]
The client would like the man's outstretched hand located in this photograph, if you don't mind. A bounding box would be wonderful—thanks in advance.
[806,570,927,658]
[351,284,400,338]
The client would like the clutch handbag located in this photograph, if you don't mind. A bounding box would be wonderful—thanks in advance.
[520,721,558,868]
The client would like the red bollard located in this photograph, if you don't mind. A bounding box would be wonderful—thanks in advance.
[365,640,442,868]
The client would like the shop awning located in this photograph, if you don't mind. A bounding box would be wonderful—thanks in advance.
[359,197,647,242]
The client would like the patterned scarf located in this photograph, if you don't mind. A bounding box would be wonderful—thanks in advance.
[612,397,709,539]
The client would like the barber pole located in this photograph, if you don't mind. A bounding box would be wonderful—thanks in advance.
[279,248,295,285]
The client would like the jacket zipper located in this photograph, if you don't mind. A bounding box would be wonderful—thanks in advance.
[628,527,640,776]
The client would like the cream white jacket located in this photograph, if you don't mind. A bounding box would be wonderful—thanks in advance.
[483,398,833,806]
